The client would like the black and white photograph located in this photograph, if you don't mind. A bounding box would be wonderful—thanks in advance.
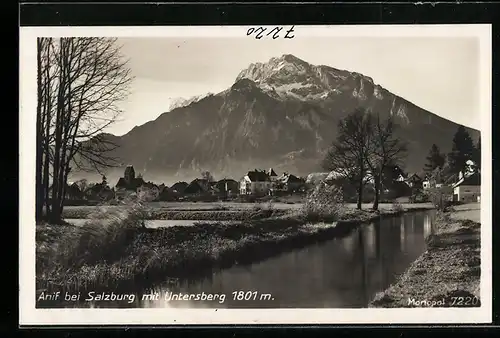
[20,24,491,325]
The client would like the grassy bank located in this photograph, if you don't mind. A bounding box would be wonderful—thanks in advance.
[61,205,286,221]
[61,202,434,219]
[369,209,481,308]
[36,202,434,295]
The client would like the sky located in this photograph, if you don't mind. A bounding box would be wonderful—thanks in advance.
[108,36,480,136]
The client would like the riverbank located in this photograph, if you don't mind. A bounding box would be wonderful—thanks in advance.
[62,206,288,221]
[61,202,433,220]
[369,204,481,308]
[36,203,435,295]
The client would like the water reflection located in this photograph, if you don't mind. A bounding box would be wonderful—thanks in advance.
[400,216,405,252]
[42,210,436,309]
[424,214,432,239]
[364,224,376,259]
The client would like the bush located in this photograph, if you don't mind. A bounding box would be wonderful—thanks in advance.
[50,195,152,270]
[266,199,274,211]
[409,188,429,203]
[426,186,453,211]
[301,182,343,221]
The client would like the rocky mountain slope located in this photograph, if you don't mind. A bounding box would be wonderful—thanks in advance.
[73,54,480,184]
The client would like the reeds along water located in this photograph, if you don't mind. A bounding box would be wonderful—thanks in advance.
[37,210,437,309]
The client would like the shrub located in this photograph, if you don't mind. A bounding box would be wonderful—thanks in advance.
[301,182,343,221]
[265,199,274,212]
[252,203,263,212]
[426,186,453,211]
[49,195,152,270]
[409,193,429,203]
[391,200,405,213]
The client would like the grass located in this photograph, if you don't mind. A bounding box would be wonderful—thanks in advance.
[36,197,436,297]
[369,210,481,308]
[62,204,288,221]
[61,201,434,219]
[37,218,338,294]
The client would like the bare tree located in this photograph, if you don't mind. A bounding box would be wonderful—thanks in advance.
[36,37,133,223]
[36,37,59,221]
[322,108,372,210]
[365,113,408,211]
[36,37,44,220]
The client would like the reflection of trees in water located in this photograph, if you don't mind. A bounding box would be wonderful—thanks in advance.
[378,216,398,287]
[400,215,406,252]
[357,228,368,306]
[364,224,376,259]
[375,221,381,259]
[424,214,432,239]
[341,233,356,253]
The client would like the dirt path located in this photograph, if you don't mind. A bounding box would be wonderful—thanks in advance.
[449,202,481,223]
[369,206,481,308]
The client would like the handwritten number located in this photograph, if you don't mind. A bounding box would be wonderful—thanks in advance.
[255,27,266,39]
[246,26,295,39]
[267,27,283,39]
[284,25,295,39]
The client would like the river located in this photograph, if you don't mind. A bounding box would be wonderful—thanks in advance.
[41,210,436,308]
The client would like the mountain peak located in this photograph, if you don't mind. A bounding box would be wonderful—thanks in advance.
[276,54,307,63]
[233,54,389,102]
[235,54,311,84]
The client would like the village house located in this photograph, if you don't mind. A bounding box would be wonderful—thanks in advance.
[215,179,239,197]
[267,168,278,183]
[81,176,114,201]
[395,173,406,182]
[184,178,211,195]
[170,181,189,194]
[276,172,305,193]
[158,186,178,201]
[85,183,115,201]
[452,171,481,203]
[158,183,166,192]
[405,173,423,189]
[422,175,432,190]
[137,181,161,201]
[384,164,405,181]
[422,172,454,190]
[115,165,145,200]
[240,169,272,195]
[422,168,444,190]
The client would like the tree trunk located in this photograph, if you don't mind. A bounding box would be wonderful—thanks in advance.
[42,39,52,218]
[372,175,380,211]
[59,165,72,217]
[50,41,66,223]
[357,177,363,210]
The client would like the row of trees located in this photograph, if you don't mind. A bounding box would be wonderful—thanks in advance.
[36,37,133,223]
[322,108,407,211]
[423,126,481,178]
